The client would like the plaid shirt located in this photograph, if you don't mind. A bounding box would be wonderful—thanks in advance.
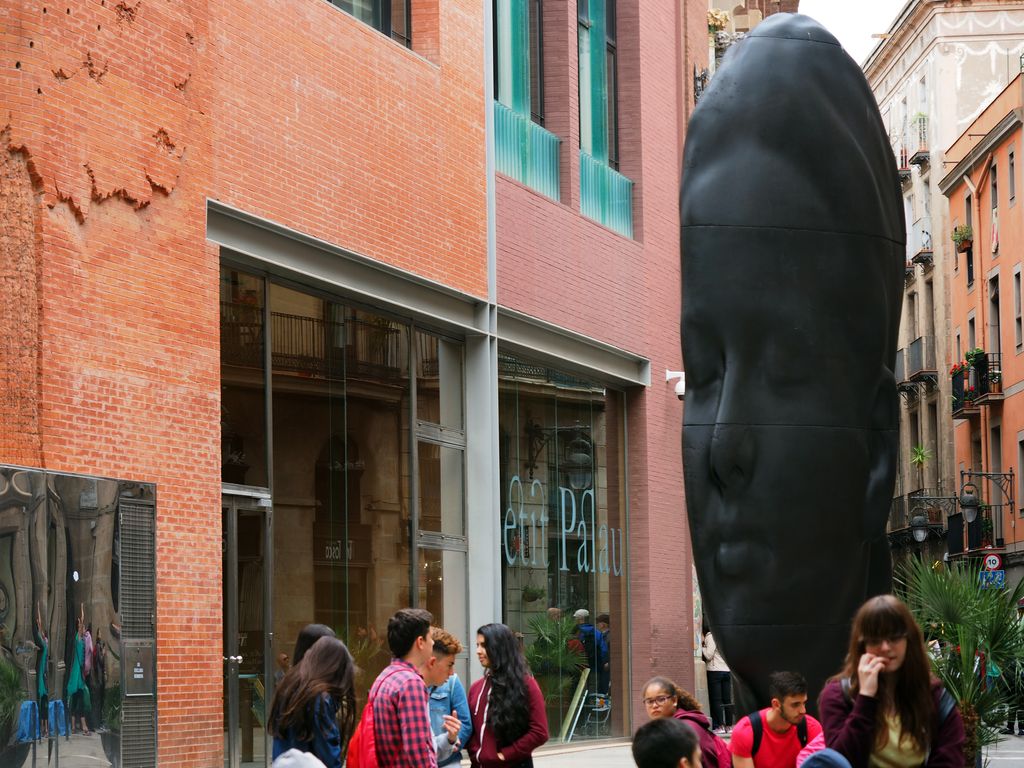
[370,659,438,768]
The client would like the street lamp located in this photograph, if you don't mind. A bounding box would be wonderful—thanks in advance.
[909,507,930,543]
[959,482,980,524]
[564,436,593,491]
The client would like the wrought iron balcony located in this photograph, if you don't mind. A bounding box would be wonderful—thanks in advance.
[910,215,932,267]
[887,489,948,547]
[909,115,929,166]
[951,367,980,418]
[973,351,1003,405]
[906,336,936,382]
[221,303,406,380]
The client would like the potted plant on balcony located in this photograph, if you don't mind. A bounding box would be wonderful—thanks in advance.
[980,510,994,546]
[965,347,985,369]
[952,224,973,253]
[910,445,933,492]
[988,368,1002,394]
[707,8,730,33]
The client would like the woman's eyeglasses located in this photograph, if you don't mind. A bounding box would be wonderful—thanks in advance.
[643,694,673,708]
[862,632,908,647]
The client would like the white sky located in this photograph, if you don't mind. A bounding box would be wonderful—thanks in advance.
[799,0,909,65]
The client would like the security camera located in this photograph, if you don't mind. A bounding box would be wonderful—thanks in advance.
[666,370,685,401]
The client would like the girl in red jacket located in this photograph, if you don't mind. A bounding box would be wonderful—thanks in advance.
[467,623,549,767]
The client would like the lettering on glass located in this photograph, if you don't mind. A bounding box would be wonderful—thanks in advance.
[503,474,623,576]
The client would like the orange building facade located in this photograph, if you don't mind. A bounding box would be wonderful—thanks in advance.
[941,74,1024,586]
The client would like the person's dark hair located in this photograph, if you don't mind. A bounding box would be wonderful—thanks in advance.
[596,613,610,625]
[768,671,807,701]
[388,608,433,658]
[478,623,532,745]
[642,676,702,713]
[268,636,357,751]
[632,717,699,768]
[292,623,336,666]
[832,594,933,752]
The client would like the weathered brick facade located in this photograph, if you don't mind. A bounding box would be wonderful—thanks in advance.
[2,0,485,764]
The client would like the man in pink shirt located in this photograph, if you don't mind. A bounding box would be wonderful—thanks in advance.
[731,672,823,768]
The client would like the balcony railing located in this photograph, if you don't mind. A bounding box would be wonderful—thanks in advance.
[221,303,406,380]
[580,150,633,238]
[888,489,948,546]
[974,351,1003,403]
[907,336,936,380]
[951,367,980,416]
[894,347,907,385]
[909,115,929,165]
[910,215,932,266]
[494,101,561,201]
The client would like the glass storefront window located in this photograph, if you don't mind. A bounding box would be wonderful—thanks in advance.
[416,331,464,430]
[498,353,628,743]
[220,268,269,487]
[417,441,465,538]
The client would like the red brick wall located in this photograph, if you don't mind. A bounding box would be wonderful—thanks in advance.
[496,0,708,725]
[1,0,486,764]
[209,0,488,298]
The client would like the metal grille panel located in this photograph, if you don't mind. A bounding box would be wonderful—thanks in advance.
[122,698,157,768]
[120,499,155,638]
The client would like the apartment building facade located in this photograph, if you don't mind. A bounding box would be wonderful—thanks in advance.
[0,0,707,765]
[941,74,1024,587]
[863,0,1024,563]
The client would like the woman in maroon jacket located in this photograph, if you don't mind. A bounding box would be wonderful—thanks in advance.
[642,676,732,768]
[818,595,964,768]
[467,623,548,767]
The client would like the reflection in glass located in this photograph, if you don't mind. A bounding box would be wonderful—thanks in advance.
[417,443,465,538]
[0,465,156,767]
[497,354,627,743]
[269,286,412,707]
[221,267,269,487]
[416,332,464,430]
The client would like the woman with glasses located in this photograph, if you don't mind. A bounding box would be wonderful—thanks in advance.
[817,595,964,768]
[642,677,731,768]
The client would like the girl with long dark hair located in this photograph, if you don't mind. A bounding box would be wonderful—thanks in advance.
[467,623,548,767]
[269,635,357,768]
[818,595,964,768]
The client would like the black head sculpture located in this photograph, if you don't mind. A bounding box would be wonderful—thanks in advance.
[681,14,904,712]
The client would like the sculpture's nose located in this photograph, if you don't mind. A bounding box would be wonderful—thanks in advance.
[709,423,755,492]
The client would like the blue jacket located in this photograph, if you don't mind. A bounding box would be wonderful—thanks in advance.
[429,673,473,766]
[271,693,341,768]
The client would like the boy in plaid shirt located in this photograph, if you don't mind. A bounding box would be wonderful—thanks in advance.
[370,609,439,768]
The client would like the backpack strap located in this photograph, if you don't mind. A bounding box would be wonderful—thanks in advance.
[750,710,764,757]
[840,676,852,702]
[937,687,956,724]
[797,715,808,747]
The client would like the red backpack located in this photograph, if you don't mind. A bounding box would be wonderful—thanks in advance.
[346,668,402,768]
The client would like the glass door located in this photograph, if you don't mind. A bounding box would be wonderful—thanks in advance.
[223,496,272,768]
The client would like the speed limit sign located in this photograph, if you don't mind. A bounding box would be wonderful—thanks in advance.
[984,553,1003,571]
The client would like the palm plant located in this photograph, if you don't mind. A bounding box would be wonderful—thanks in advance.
[0,656,23,745]
[898,558,1024,766]
[910,444,933,492]
[524,614,586,735]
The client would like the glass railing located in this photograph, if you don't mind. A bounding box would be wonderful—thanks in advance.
[579,150,633,238]
[493,101,561,201]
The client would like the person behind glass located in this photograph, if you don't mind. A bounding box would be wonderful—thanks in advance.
[467,623,548,767]
[292,623,336,666]
[573,608,610,693]
[703,630,733,734]
[643,677,730,768]
[597,613,612,692]
[34,602,49,738]
[90,628,107,731]
[422,626,473,765]
[268,635,357,768]
[818,595,965,768]
[633,716,704,768]
[66,603,91,735]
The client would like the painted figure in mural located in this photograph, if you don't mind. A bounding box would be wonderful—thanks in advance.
[680,14,903,711]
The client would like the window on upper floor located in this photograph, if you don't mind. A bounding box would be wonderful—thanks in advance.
[966,194,972,230]
[992,163,998,209]
[1010,151,1016,203]
[494,0,544,126]
[578,0,631,237]
[328,0,411,47]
